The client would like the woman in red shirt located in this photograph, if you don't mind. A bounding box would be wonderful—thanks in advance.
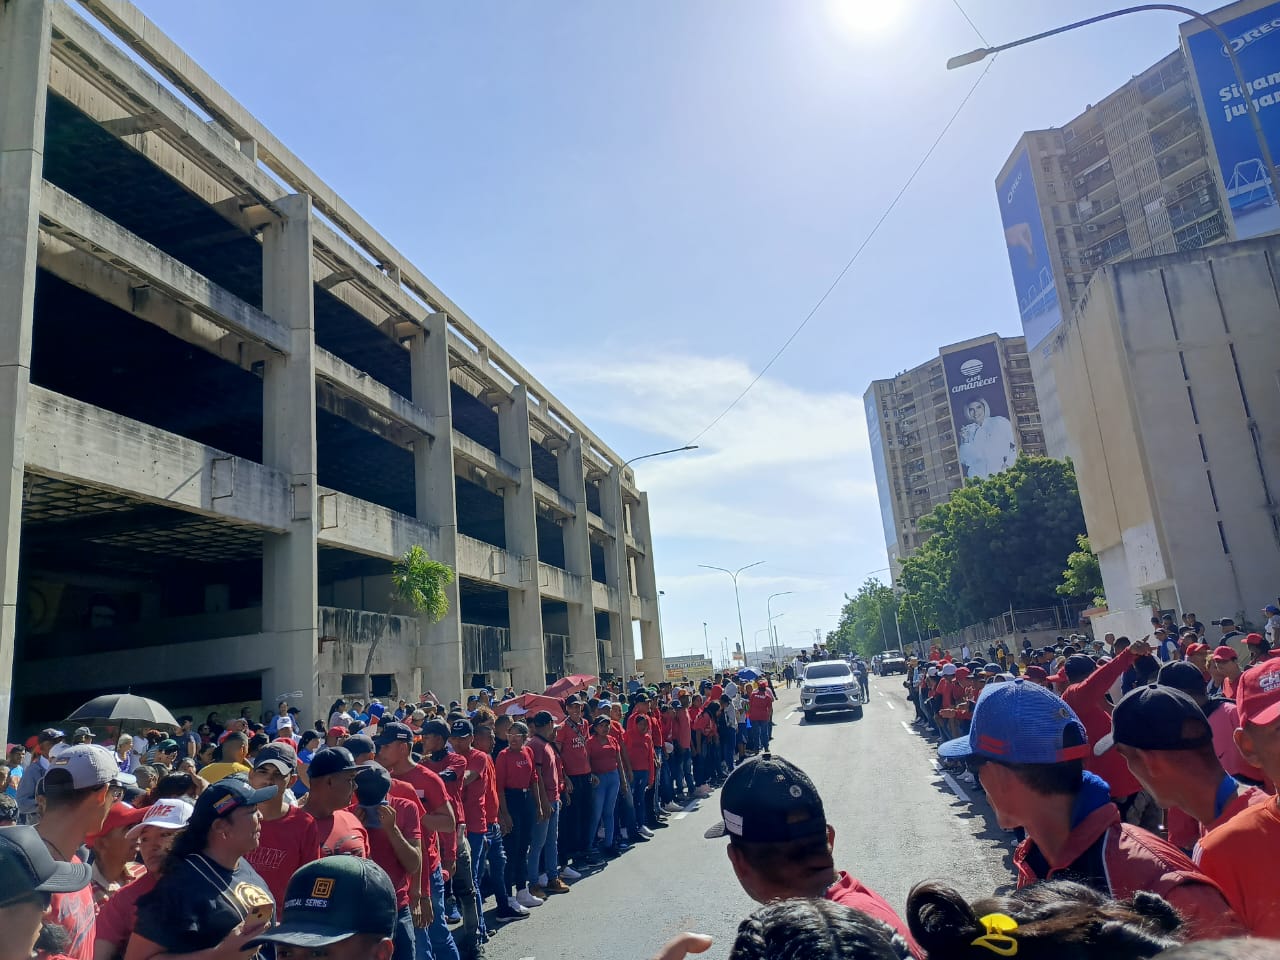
[586,716,624,857]
[623,715,655,828]
[495,721,543,910]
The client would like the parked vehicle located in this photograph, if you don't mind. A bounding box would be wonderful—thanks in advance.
[880,649,908,675]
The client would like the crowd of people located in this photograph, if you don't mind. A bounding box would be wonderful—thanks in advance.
[0,671,784,960]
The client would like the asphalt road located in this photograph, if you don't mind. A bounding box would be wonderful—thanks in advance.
[482,676,1016,960]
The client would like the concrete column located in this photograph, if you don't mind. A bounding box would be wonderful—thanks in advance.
[0,0,51,745]
[410,314,463,700]
[260,194,319,714]
[601,466,633,681]
[557,433,597,675]
[497,386,546,692]
[632,492,664,681]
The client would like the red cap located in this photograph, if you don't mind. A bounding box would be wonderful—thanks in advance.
[327,726,348,739]
[1025,665,1049,681]
[88,802,147,846]
[1185,643,1209,656]
[955,667,971,680]
[1046,670,1069,685]
[1246,633,1266,646]
[1237,659,1280,728]
[1211,645,1239,662]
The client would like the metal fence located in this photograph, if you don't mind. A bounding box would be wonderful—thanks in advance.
[924,602,1093,654]
[461,624,573,680]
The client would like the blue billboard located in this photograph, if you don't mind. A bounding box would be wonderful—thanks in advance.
[1182,2,1280,240]
[996,148,1061,350]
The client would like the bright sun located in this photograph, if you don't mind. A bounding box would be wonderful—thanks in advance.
[826,0,909,41]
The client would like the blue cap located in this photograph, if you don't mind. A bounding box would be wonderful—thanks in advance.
[938,678,1090,764]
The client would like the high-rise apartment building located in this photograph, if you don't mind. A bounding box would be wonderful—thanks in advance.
[997,48,1231,457]
[865,334,1045,576]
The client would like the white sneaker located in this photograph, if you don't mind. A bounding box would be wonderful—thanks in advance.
[662,802,683,813]
[637,825,655,839]
[506,896,530,916]
[560,865,582,881]
[537,873,549,887]
[515,888,543,908]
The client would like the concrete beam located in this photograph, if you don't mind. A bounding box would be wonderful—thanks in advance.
[38,181,290,354]
[315,488,441,561]
[533,479,576,518]
[0,0,52,749]
[558,433,600,666]
[315,347,435,439]
[451,431,519,486]
[456,534,520,590]
[26,385,290,531]
[498,386,547,691]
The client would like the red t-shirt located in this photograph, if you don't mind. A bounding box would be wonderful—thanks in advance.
[391,764,447,881]
[623,726,655,775]
[827,871,922,958]
[94,871,157,954]
[245,806,321,906]
[695,713,718,741]
[529,735,562,803]
[422,751,468,828]
[587,735,621,773]
[311,809,370,857]
[49,856,95,960]
[747,691,772,722]
[494,745,538,791]
[360,794,423,908]
[668,709,692,749]
[485,755,500,828]
[458,747,493,834]
[555,718,592,776]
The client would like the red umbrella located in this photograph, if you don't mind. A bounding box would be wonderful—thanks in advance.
[544,674,597,699]
[496,694,566,722]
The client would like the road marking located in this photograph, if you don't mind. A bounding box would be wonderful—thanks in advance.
[884,701,895,710]
[785,710,797,720]
[900,721,913,733]
[931,759,971,803]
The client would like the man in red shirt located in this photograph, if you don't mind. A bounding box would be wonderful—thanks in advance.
[554,698,597,868]
[449,718,496,943]
[300,747,368,858]
[244,743,320,906]
[527,711,571,897]
[704,753,921,957]
[350,761,422,960]
[668,698,695,803]
[375,722,458,960]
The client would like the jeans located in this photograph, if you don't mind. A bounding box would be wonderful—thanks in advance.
[502,788,534,894]
[465,832,488,941]
[746,721,761,751]
[414,866,459,960]
[672,747,694,797]
[481,823,507,904]
[721,734,736,772]
[631,770,650,816]
[563,773,593,861]
[658,753,674,804]
[450,832,483,956]
[527,798,560,881]
[589,769,620,849]
[394,905,416,960]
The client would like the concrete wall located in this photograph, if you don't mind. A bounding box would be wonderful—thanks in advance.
[1054,235,1280,629]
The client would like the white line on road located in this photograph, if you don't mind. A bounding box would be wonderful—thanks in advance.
[884,701,895,710]
[930,759,971,803]
[785,711,797,720]
[900,721,913,733]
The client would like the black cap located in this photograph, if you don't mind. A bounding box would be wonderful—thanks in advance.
[252,856,397,948]
[307,747,359,778]
[529,711,555,728]
[1094,685,1213,755]
[374,722,415,748]
[192,776,277,822]
[420,720,450,741]
[1063,654,1097,683]
[1219,617,1236,626]
[449,719,474,738]
[1158,661,1208,697]
[253,743,298,775]
[632,692,650,703]
[703,753,826,843]
[355,762,392,807]
[343,736,375,761]
[0,825,91,908]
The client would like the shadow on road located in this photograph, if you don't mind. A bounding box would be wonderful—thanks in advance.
[797,710,862,726]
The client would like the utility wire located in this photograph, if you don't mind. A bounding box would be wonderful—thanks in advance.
[685,53,996,446]
[952,0,991,45]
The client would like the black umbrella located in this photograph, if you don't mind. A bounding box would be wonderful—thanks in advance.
[65,693,179,730]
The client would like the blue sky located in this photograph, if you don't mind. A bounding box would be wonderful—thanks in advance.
[131,0,1189,662]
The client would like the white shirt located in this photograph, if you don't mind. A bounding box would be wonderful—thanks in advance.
[724,680,738,699]
[958,415,1017,479]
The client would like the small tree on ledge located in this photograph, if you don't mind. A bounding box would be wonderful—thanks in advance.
[364,545,455,701]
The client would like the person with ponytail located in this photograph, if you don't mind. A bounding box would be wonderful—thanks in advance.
[906,879,1181,960]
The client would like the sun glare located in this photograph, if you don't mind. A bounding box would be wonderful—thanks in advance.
[826,0,909,42]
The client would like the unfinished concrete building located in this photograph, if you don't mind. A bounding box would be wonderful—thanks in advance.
[0,0,665,740]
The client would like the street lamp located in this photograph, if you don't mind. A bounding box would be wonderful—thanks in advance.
[699,560,765,668]
[947,4,1280,205]
[612,445,698,686]
[767,591,792,664]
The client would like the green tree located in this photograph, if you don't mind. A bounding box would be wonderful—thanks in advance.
[364,545,455,700]
[1058,533,1105,606]
[829,578,898,659]
[897,456,1088,632]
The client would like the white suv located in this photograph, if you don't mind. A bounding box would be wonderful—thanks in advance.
[800,660,865,720]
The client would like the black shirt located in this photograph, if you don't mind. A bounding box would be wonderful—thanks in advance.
[135,853,274,956]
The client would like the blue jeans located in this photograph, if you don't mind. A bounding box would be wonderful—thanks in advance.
[482,823,507,903]
[414,866,459,960]
[527,798,560,881]
[658,752,674,803]
[394,905,415,960]
[589,769,620,849]
[631,770,650,815]
[466,832,488,938]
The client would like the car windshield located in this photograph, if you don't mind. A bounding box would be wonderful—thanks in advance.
[804,663,851,679]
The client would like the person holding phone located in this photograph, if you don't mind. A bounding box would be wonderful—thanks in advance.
[125,777,277,960]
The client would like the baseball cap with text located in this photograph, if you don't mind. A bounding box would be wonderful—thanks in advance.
[1237,658,1280,728]
[252,856,397,948]
[938,678,1089,764]
[703,753,826,843]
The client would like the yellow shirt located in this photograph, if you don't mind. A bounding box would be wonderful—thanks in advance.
[197,761,251,784]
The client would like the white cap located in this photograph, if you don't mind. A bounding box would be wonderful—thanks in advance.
[45,744,136,789]
[942,663,958,676]
[927,667,939,677]
[127,798,194,839]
